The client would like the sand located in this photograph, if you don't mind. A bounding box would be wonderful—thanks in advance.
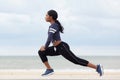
[0,69,120,80]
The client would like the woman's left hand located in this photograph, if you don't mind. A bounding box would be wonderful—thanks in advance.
[40,46,45,51]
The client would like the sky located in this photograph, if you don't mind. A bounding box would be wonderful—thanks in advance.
[0,0,120,56]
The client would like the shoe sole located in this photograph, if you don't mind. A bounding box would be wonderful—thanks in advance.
[41,72,54,76]
[99,64,104,76]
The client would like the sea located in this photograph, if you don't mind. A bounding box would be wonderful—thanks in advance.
[0,56,120,70]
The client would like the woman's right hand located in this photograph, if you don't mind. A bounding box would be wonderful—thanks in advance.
[40,46,45,51]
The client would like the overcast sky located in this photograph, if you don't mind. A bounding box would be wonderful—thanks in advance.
[0,0,120,56]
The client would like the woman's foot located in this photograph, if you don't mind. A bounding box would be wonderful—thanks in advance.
[42,69,54,76]
[96,64,104,76]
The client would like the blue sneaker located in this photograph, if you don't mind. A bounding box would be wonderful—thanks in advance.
[96,64,104,76]
[42,69,54,76]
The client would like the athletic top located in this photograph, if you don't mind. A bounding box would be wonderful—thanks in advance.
[45,22,61,49]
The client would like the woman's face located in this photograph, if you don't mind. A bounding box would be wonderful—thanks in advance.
[45,13,52,22]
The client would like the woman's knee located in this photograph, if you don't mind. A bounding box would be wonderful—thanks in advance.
[38,50,48,62]
[38,50,45,56]
[71,58,88,66]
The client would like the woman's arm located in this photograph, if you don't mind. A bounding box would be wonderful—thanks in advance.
[44,32,54,49]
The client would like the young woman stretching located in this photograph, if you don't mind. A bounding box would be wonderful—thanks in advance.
[38,10,103,76]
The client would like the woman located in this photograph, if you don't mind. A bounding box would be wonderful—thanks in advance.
[38,10,103,76]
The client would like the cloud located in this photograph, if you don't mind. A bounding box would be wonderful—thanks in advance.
[71,45,120,56]
[0,0,120,56]
[0,12,32,34]
[0,13,31,23]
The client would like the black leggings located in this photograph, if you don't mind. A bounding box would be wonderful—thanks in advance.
[38,42,89,66]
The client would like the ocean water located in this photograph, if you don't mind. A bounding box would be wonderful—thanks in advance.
[0,56,120,70]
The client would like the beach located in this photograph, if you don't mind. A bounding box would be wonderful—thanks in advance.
[0,56,120,79]
[0,69,120,80]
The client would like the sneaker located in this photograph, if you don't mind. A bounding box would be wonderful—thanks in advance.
[96,64,104,76]
[42,69,54,76]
